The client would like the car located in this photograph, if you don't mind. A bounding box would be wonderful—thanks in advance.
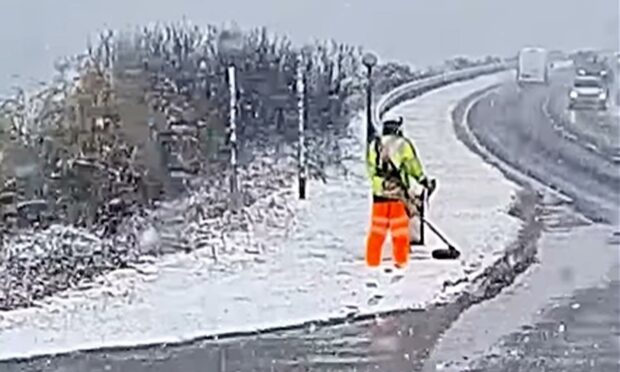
[576,64,613,84]
[568,75,608,110]
[575,54,615,85]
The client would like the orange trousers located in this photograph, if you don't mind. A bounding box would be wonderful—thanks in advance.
[366,201,410,268]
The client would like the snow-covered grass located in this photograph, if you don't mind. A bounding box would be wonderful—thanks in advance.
[0,72,521,360]
[0,138,313,302]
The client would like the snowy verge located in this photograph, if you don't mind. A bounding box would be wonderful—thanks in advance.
[0,72,521,361]
[0,147,302,311]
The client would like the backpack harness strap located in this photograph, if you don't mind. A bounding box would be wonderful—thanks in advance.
[374,138,404,186]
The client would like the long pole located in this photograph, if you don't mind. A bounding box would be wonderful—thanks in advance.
[365,65,374,146]
[419,189,426,246]
[297,53,307,199]
[228,64,240,210]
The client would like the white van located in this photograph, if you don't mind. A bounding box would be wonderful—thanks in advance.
[517,47,549,85]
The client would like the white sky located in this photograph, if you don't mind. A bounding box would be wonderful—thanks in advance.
[0,0,617,90]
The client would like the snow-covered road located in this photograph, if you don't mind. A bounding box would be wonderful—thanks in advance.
[0,72,519,360]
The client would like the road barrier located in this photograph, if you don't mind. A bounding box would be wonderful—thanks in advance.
[374,61,515,126]
[372,60,515,245]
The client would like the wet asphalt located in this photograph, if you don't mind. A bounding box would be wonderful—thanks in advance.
[426,70,619,372]
[465,72,619,224]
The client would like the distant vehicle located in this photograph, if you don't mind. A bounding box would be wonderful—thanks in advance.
[517,47,549,85]
[568,75,608,110]
[575,58,613,85]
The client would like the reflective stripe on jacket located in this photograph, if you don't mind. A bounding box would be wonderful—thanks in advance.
[366,134,424,199]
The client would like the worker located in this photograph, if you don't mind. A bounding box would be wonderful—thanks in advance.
[365,116,436,268]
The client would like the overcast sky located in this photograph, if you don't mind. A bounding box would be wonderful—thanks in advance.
[0,0,617,91]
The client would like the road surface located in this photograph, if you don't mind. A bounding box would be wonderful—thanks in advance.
[465,71,619,224]
[545,72,620,162]
[425,68,620,371]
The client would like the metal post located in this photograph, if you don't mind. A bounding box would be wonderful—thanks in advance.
[419,189,426,246]
[228,65,240,210]
[361,52,378,150]
[218,347,227,372]
[365,65,374,145]
[297,53,307,199]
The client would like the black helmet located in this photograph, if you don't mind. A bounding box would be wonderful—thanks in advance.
[382,116,404,135]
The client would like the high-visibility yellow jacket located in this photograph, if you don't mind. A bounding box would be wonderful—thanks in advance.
[366,134,424,199]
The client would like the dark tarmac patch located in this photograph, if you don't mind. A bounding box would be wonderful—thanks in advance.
[440,75,620,372]
[466,279,620,372]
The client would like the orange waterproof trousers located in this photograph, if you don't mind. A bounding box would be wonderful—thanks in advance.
[366,201,410,267]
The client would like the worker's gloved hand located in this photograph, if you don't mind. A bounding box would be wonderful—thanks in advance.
[420,177,437,196]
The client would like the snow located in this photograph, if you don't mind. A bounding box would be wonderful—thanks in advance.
[0,72,520,360]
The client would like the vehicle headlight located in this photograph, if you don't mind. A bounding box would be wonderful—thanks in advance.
[600,70,608,76]
[599,92,607,100]
[578,69,586,75]
[570,90,578,98]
